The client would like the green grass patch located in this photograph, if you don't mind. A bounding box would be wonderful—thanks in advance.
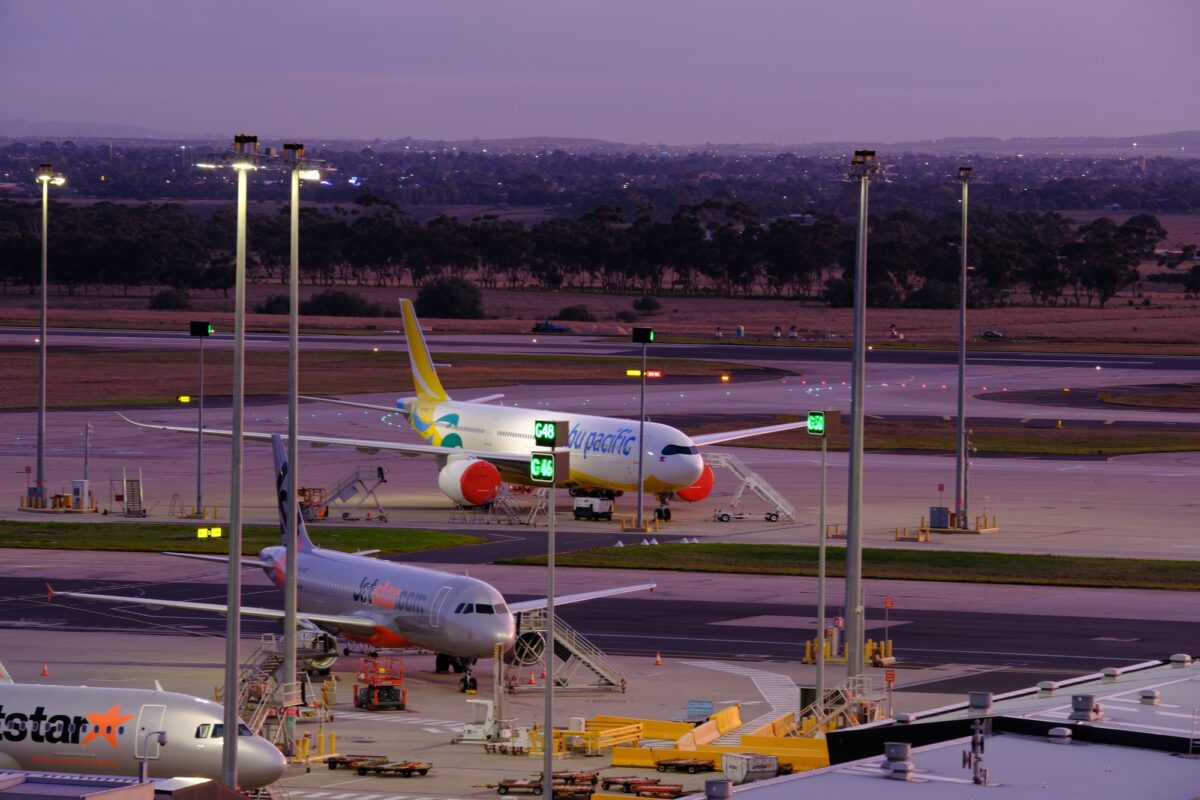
[0,520,481,556]
[1099,386,1200,410]
[687,416,1200,457]
[501,543,1200,591]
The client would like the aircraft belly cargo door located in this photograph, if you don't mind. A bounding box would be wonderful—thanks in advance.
[135,704,166,759]
[429,585,452,629]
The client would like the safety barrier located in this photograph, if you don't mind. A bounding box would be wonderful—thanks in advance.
[589,716,694,741]
[618,516,661,533]
[825,523,845,539]
[745,712,800,739]
[919,514,1000,534]
[532,723,644,756]
[611,741,828,772]
[895,526,929,542]
[803,638,893,665]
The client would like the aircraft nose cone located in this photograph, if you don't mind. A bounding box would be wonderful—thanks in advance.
[239,737,288,789]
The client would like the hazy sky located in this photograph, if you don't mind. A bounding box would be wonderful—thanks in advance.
[1,0,1196,144]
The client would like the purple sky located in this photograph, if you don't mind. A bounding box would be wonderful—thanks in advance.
[1,0,1196,144]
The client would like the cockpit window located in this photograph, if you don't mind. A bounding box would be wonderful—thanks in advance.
[238,723,253,736]
[494,603,508,615]
[195,724,211,738]
[661,444,698,456]
[476,603,494,614]
[463,603,474,614]
[211,724,223,738]
[455,602,466,613]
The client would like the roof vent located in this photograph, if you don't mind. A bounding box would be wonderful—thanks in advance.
[1101,667,1122,683]
[1069,693,1102,722]
[1047,726,1072,745]
[895,712,916,724]
[704,779,733,800]
[967,691,993,716]
[1037,680,1058,697]
[881,741,914,781]
[1139,689,1161,706]
[1170,653,1192,667]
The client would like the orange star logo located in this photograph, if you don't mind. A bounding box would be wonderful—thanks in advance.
[81,704,135,749]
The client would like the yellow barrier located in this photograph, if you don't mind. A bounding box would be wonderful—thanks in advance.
[590,716,694,740]
[612,743,828,772]
[710,704,742,735]
[746,712,799,738]
[802,638,893,664]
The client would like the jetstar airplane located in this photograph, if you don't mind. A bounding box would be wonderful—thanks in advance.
[121,299,806,515]
[53,435,653,683]
[0,660,285,788]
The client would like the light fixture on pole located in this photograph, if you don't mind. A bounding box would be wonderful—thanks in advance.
[138,730,168,782]
[806,409,841,717]
[955,165,973,530]
[31,163,65,508]
[843,149,880,680]
[631,327,654,528]
[188,320,212,517]
[281,142,322,729]
[531,420,568,784]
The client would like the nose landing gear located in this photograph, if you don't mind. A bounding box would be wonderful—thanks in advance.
[654,493,672,521]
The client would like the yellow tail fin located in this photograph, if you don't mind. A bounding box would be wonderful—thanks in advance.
[400,299,449,403]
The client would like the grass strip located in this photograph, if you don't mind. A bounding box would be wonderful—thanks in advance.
[500,542,1200,591]
[0,348,778,410]
[1099,387,1200,410]
[690,416,1200,456]
[0,520,482,557]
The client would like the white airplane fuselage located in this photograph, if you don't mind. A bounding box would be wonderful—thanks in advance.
[0,683,285,788]
[407,398,706,495]
[258,543,515,658]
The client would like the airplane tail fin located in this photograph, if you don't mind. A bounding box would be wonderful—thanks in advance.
[272,434,316,553]
[0,661,14,684]
[400,299,449,403]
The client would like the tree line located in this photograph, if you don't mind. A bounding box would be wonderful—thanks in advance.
[0,197,1170,308]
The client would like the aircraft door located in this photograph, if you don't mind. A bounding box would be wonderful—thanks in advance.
[484,418,499,448]
[429,585,452,629]
[134,704,167,759]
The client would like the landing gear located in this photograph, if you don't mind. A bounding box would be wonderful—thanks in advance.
[459,672,479,693]
[654,493,672,521]
[436,653,476,675]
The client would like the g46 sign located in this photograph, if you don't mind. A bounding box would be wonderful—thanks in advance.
[530,452,568,484]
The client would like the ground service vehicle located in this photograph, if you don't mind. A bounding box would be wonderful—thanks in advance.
[573,496,614,520]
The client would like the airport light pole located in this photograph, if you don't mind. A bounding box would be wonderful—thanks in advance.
[32,164,65,507]
[632,328,654,528]
[844,150,879,679]
[955,166,973,529]
[189,320,212,515]
[198,133,262,789]
[531,422,568,784]
[806,410,840,718]
[282,143,322,715]
[138,730,168,782]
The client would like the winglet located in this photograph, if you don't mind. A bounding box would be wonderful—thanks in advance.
[400,299,449,403]
[46,582,54,602]
[0,661,13,684]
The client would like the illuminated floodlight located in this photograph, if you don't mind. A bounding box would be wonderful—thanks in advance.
[298,169,321,181]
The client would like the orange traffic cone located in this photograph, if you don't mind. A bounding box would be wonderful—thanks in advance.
[540,667,547,680]
[366,512,372,521]
[41,663,49,677]
[654,652,663,667]
[528,670,536,685]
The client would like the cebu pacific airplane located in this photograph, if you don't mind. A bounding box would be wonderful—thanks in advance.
[123,299,805,515]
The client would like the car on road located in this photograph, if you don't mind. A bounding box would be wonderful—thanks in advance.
[532,320,569,333]
[981,330,1005,340]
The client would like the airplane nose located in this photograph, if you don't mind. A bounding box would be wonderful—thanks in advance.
[238,736,287,789]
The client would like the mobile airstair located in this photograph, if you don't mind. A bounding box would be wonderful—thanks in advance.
[303,466,388,521]
[703,452,795,521]
[507,608,626,693]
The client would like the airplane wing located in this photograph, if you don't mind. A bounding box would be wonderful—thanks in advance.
[298,396,411,415]
[117,412,532,471]
[507,582,656,614]
[49,586,379,636]
[162,551,271,567]
[690,419,811,447]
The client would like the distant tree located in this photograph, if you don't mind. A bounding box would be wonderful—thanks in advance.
[255,294,290,314]
[632,295,661,314]
[554,304,596,322]
[301,289,380,317]
[1183,265,1200,295]
[413,277,484,319]
[149,288,191,310]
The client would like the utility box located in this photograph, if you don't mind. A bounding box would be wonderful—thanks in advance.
[72,480,89,510]
[573,496,613,521]
[929,506,950,528]
[722,753,778,784]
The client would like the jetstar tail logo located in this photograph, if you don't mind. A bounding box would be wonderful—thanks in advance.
[0,703,133,749]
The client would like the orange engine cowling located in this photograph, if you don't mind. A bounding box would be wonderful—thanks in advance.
[675,464,714,502]
[437,458,501,505]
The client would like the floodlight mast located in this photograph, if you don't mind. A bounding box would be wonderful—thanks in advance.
[32,163,65,508]
[844,149,879,680]
[955,166,973,529]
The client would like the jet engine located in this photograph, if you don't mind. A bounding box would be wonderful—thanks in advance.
[503,630,547,666]
[675,464,715,502]
[299,629,339,672]
[438,458,502,506]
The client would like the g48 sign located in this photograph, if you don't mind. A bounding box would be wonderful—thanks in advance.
[534,419,568,448]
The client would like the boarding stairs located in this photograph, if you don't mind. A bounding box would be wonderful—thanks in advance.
[119,469,147,518]
[449,487,549,526]
[236,634,323,745]
[512,608,626,692]
[308,466,389,521]
[797,675,885,738]
[703,452,795,520]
